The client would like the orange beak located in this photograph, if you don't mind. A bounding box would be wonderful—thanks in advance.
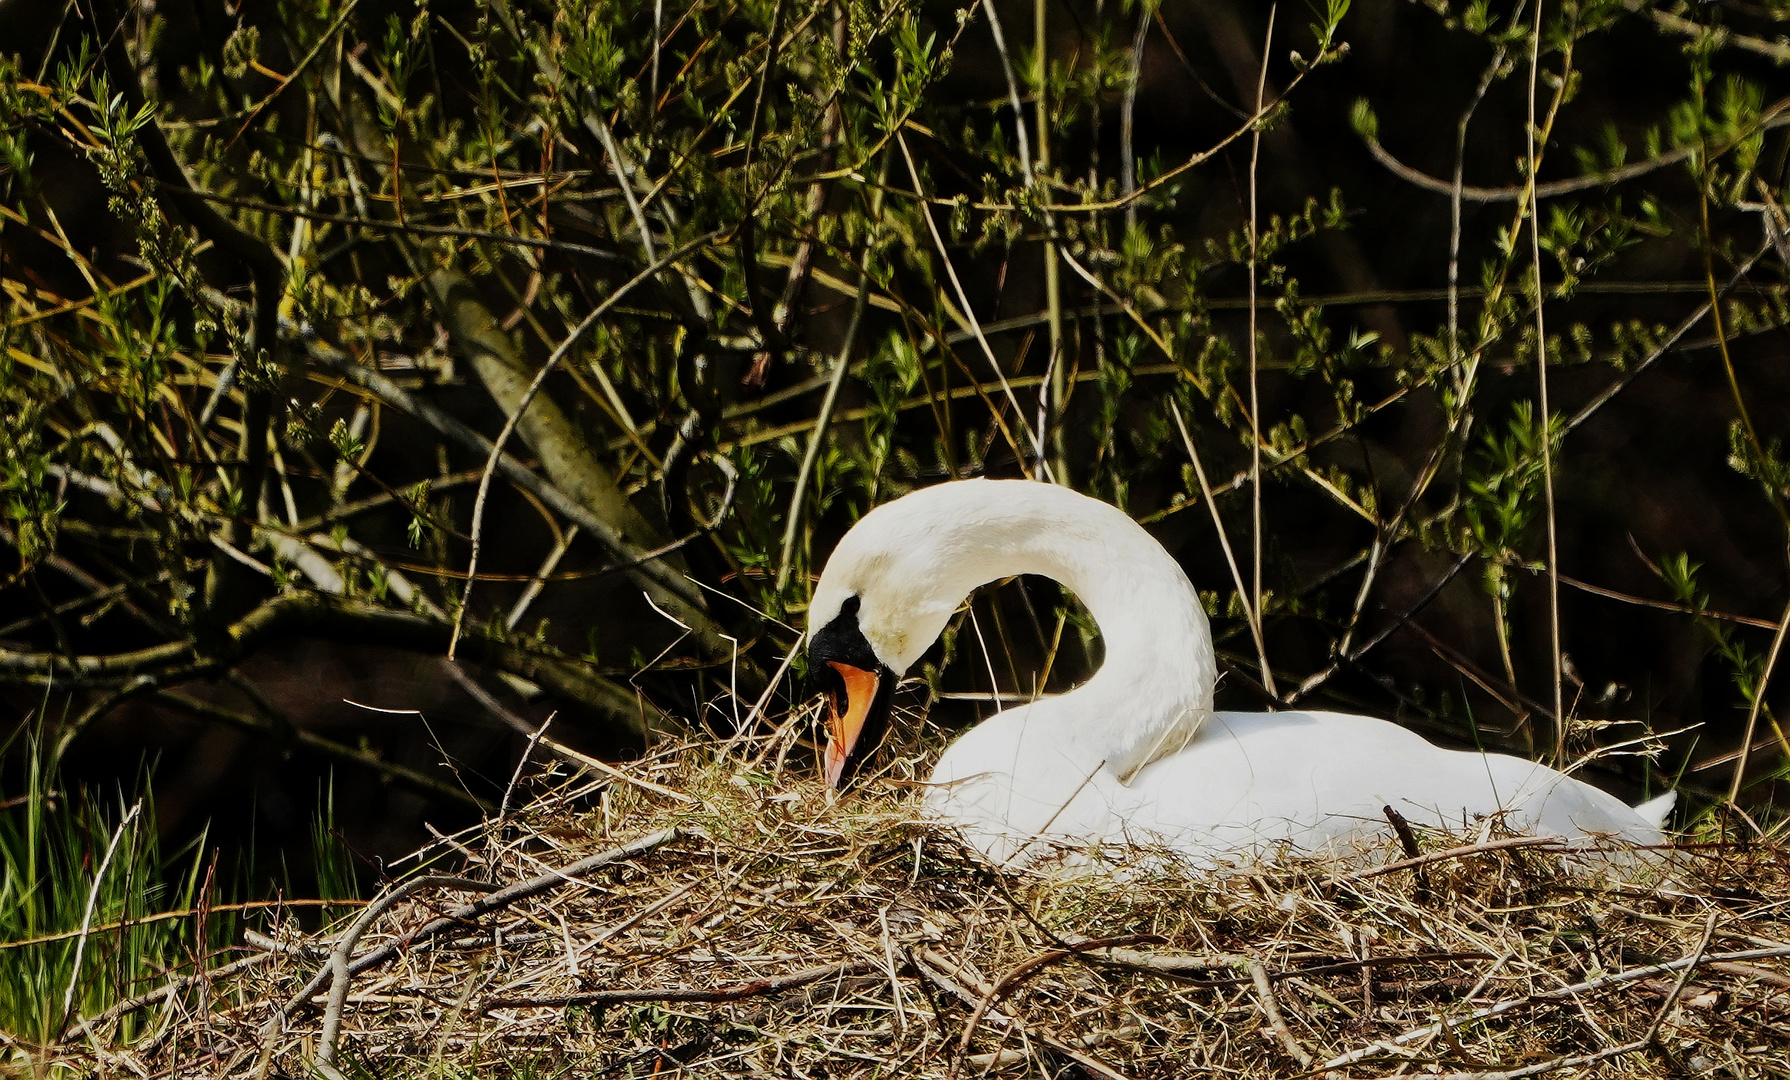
[822,661,881,789]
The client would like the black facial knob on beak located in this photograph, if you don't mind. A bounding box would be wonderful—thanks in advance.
[808,596,895,788]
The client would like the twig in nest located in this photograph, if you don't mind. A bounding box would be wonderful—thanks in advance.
[1250,958,1313,1069]
[588,973,887,1078]
[319,875,499,1066]
[72,952,275,1040]
[1384,805,1432,904]
[255,827,687,1076]
[1355,914,1718,1080]
[915,948,1136,1080]
[949,933,1162,1076]
[1075,940,1492,988]
[1328,835,1564,884]
[1323,940,1790,1073]
[481,959,880,1011]
[1384,805,1422,859]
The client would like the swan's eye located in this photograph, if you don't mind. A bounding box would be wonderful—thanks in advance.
[841,595,861,617]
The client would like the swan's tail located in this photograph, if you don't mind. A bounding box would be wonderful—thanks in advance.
[1633,791,1677,832]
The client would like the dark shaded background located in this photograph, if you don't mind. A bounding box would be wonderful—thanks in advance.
[2,0,1786,892]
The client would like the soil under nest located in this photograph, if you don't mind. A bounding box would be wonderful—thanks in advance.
[54,738,1790,1080]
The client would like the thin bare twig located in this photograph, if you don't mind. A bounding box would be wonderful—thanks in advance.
[978,0,1035,186]
[1075,943,1496,987]
[75,952,275,1038]
[1171,401,1274,696]
[316,876,499,1066]
[57,802,141,1037]
[1525,0,1564,764]
[483,960,879,1010]
[450,232,721,658]
[1329,835,1565,883]
[1449,39,1508,365]
[506,525,580,632]
[1641,911,1719,1045]
[1031,0,1067,485]
[1247,5,1278,700]
[1320,943,1790,1072]
[1360,98,1790,203]
[1564,237,1769,432]
[1120,10,1149,233]
[776,153,887,592]
[1728,589,1790,803]
[1250,957,1312,1068]
[897,132,1051,478]
[950,933,1161,1075]
[499,713,556,823]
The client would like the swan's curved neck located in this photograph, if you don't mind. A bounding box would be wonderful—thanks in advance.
[917,483,1215,779]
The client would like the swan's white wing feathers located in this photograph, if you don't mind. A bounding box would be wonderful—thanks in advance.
[1117,711,1667,859]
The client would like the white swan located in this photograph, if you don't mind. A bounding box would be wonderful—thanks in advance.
[807,479,1673,866]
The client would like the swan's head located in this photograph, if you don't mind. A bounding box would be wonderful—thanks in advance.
[806,482,1014,788]
[807,594,899,789]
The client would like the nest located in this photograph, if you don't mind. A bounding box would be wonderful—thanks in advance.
[67,735,1790,1080]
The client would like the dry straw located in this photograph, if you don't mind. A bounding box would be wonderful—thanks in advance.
[52,728,1790,1080]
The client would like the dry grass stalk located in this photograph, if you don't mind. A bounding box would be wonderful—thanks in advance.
[44,733,1790,1080]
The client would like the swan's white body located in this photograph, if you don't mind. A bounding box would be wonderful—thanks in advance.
[809,479,1672,865]
[931,705,1671,866]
